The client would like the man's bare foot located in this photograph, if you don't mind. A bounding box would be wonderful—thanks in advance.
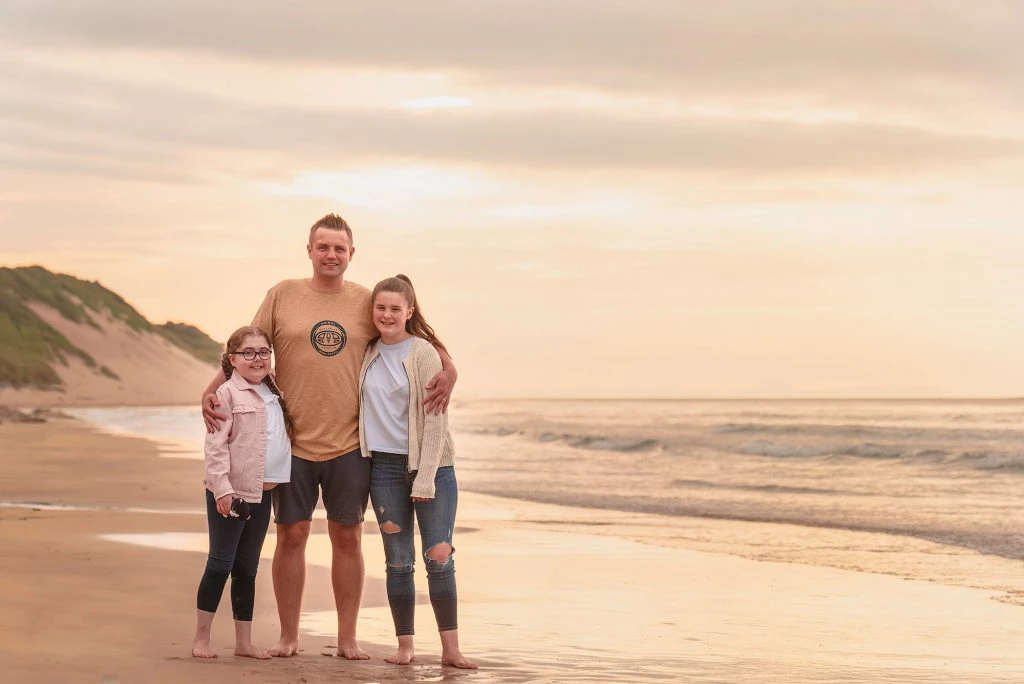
[192,641,217,658]
[441,650,478,669]
[269,640,300,657]
[337,639,369,660]
[235,643,272,660]
[385,644,415,665]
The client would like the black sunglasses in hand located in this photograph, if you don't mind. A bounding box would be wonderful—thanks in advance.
[229,497,252,521]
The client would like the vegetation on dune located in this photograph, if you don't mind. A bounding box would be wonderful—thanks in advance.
[156,322,224,366]
[0,295,99,388]
[0,266,220,389]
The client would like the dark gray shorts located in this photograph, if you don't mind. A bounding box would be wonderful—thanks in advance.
[272,449,371,526]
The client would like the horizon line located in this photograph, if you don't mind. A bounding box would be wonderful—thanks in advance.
[462,396,1024,402]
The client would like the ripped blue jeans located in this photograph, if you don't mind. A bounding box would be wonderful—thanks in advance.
[369,452,458,636]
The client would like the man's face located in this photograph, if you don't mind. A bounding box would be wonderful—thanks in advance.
[307,227,354,280]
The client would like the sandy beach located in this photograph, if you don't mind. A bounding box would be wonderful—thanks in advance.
[2,416,1024,684]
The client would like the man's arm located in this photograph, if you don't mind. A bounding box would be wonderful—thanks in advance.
[201,371,227,433]
[423,346,456,414]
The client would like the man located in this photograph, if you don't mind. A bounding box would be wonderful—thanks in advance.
[201,213,456,659]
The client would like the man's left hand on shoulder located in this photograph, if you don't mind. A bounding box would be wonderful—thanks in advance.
[423,366,457,414]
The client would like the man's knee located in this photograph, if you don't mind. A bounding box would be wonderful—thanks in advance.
[327,521,363,554]
[276,521,310,553]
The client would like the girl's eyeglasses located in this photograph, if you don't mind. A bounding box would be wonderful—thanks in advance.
[232,349,272,361]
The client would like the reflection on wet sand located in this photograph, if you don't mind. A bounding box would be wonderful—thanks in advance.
[102,492,1024,683]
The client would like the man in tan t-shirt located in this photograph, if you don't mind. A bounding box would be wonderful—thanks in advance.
[202,214,456,660]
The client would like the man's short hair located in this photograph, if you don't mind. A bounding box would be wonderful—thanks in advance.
[308,213,353,245]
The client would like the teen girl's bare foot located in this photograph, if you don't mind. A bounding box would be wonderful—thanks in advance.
[439,630,477,669]
[337,638,369,660]
[191,641,217,658]
[235,643,272,660]
[441,649,478,669]
[269,640,300,657]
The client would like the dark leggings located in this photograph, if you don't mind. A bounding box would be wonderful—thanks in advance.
[196,489,272,621]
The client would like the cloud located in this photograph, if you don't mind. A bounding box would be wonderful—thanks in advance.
[2,2,1022,188]
[260,166,498,207]
[398,97,474,110]
[3,0,1022,105]
[2,56,1019,182]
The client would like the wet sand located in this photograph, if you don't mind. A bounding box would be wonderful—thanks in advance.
[2,418,1024,683]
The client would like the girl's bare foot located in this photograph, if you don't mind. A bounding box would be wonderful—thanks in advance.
[193,610,217,658]
[235,643,272,660]
[385,644,415,665]
[441,650,478,669]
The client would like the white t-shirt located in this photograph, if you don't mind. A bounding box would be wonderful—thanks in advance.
[361,337,413,454]
[251,381,292,483]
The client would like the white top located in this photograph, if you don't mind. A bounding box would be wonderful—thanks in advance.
[361,337,413,454]
[251,381,292,483]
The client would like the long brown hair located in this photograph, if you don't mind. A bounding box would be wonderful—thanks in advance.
[370,275,448,355]
[220,325,295,440]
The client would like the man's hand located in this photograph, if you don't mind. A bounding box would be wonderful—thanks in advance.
[203,393,227,433]
[423,366,457,414]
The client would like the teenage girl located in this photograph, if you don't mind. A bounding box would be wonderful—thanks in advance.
[192,325,293,659]
[358,275,476,669]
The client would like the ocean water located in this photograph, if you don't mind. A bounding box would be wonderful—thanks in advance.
[73,399,1024,587]
[451,399,1024,563]
[76,399,1024,681]
[66,405,205,458]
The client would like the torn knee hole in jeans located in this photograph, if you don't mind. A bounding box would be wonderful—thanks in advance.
[387,562,414,571]
[425,541,453,564]
[380,521,401,534]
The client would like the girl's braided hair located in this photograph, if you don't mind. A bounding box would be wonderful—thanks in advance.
[221,325,295,440]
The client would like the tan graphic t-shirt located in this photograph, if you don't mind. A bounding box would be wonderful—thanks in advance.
[252,279,375,461]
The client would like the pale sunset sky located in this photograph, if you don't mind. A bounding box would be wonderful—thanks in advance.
[2,2,1023,398]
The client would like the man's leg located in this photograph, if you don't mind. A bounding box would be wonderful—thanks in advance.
[321,448,372,660]
[268,457,320,657]
[270,520,310,656]
[328,520,368,659]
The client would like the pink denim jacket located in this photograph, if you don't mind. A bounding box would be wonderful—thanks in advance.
[204,371,270,503]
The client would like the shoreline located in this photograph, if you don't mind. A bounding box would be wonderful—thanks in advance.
[11,408,1024,601]
[3,418,1024,682]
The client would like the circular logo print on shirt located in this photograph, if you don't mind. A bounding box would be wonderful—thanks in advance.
[310,320,347,356]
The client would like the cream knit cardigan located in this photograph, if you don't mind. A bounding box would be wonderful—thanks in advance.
[357,336,456,499]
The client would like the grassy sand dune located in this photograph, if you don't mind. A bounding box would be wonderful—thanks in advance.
[0,265,220,401]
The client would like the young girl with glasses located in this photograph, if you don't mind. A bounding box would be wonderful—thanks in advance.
[192,325,294,659]
[358,275,476,669]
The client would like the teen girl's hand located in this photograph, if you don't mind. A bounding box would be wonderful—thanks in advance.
[202,392,227,433]
[216,493,234,517]
[411,496,434,503]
